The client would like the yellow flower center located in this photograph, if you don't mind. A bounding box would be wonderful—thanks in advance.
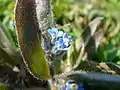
[70,83,78,90]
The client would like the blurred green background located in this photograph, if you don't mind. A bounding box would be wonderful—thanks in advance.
[0,0,120,66]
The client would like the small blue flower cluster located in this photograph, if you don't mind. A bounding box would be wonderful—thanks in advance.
[65,80,84,90]
[48,28,72,53]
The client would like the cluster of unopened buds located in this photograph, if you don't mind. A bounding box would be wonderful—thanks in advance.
[48,28,72,53]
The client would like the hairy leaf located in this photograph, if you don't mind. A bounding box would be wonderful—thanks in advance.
[15,0,50,80]
[55,71,120,89]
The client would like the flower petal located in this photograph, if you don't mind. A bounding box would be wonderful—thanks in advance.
[63,33,69,39]
[68,36,72,42]
[58,38,64,44]
[57,31,64,38]
[48,28,58,36]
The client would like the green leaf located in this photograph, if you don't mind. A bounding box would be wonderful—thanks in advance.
[0,83,12,90]
[0,48,15,68]
[97,45,106,62]
[117,61,120,65]
[0,24,16,55]
[15,0,50,80]
[0,24,18,68]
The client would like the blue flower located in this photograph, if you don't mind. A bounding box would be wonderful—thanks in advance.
[48,28,72,53]
[48,28,64,42]
[65,80,84,90]
[55,33,72,51]
[48,28,58,42]
[55,38,68,50]
[48,28,58,36]
[63,33,72,47]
